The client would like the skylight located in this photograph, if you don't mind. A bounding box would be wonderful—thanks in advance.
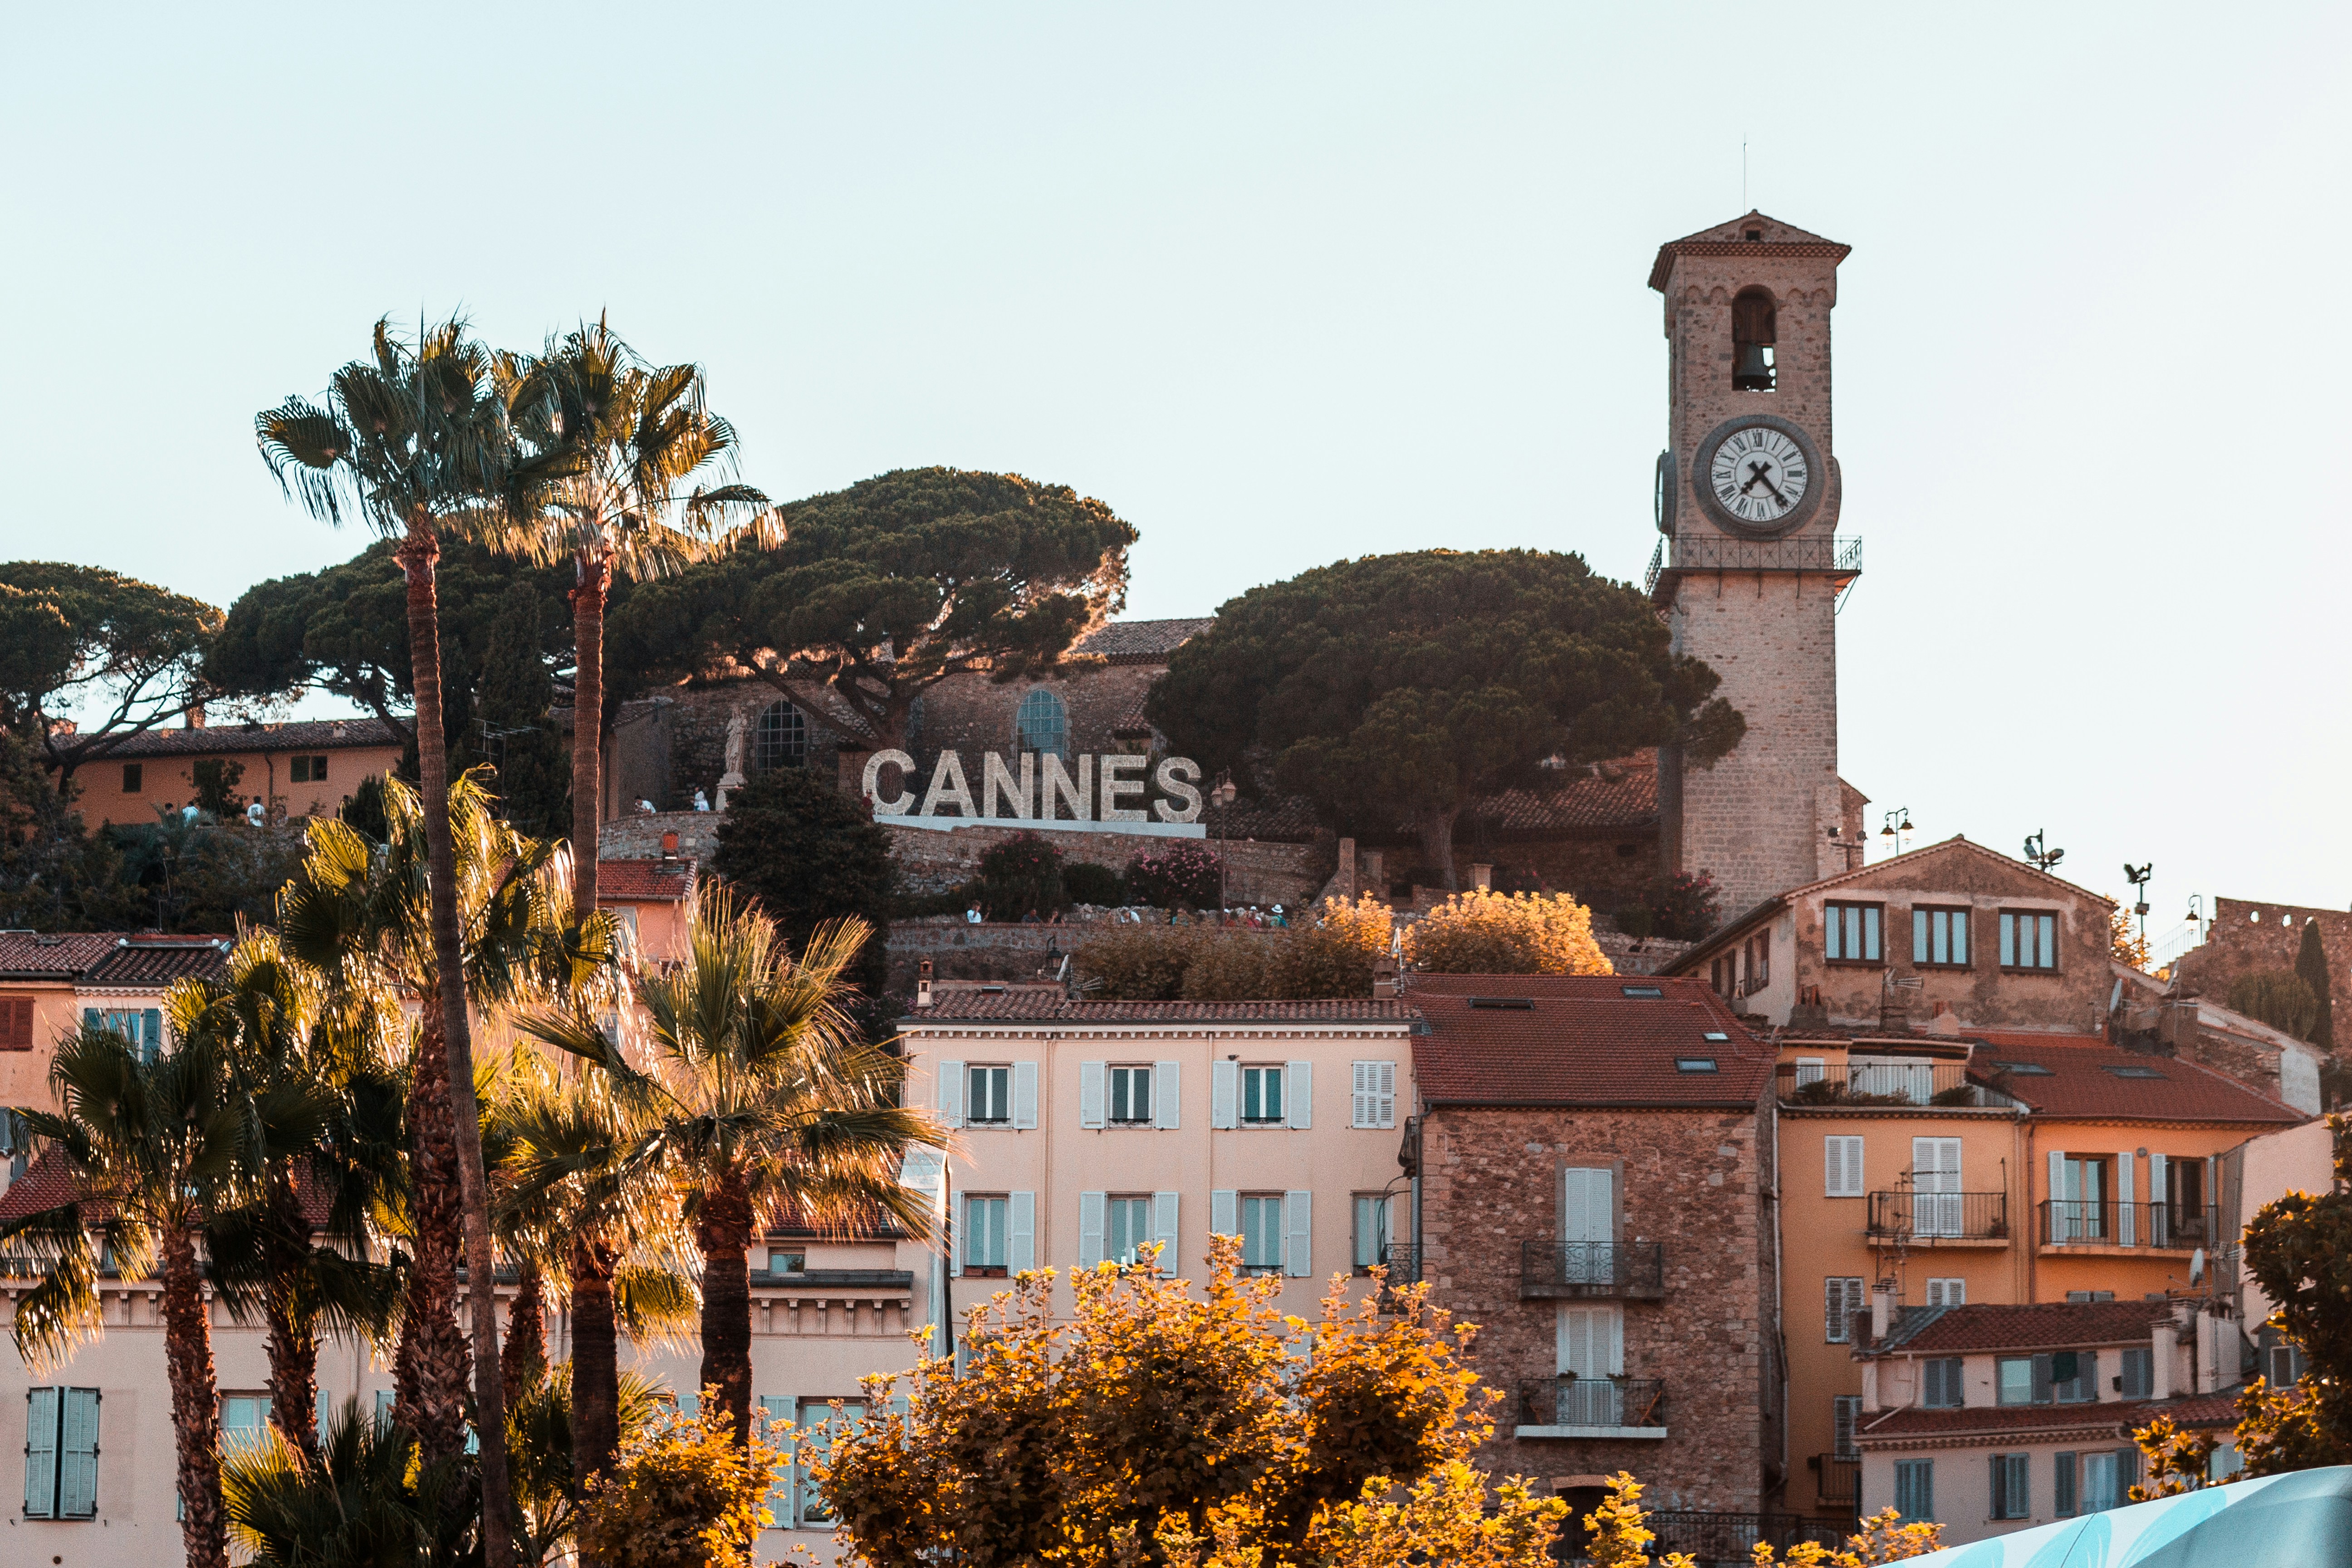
[1703,1031,1730,1042]
[2103,1065,2169,1079]
[1621,985,1665,998]
[1675,1058,1719,1073]
[1992,1061,2053,1076]
[1468,997,1535,1010]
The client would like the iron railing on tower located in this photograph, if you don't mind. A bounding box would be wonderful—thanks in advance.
[1646,533,1862,599]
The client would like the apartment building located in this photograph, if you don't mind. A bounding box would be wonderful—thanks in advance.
[1405,973,1782,1535]
[1848,1300,2241,1546]
[64,716,404,828]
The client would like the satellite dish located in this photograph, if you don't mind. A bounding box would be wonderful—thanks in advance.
[2190,1248,2207,1286]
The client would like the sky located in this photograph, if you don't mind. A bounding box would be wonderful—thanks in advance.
[5,3,2347,946]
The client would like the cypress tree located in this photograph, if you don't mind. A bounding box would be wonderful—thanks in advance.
[466,582,569,838]
[2296,918,2334,1049]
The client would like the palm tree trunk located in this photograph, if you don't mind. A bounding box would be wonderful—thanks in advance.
[570,553,610,916]
[264,1168,319,1463]
[501,1263,548,1413]
[162,1226,229,1568]
[394,1005,471,1468]
[696,1171,756,1446]
[397,519,518,1568]
[568,1235,621,1528]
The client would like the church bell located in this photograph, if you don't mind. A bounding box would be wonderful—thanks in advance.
[1733,342,1774,392]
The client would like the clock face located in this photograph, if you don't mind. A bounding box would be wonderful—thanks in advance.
[1706,424,1809,528]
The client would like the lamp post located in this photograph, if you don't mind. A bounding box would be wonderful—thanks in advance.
[1211,777,1238,921]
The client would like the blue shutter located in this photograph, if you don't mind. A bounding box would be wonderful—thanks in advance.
[142,1009,163,1063]
[24,1387,58,1517]
[58,1387,99,1517]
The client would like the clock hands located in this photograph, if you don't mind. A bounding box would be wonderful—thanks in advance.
[1739,459,1791,510]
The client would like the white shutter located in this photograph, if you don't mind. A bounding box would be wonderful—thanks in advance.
[1212,1060,1239,1128]
[1559,1305,1621,1377]
[24,1386,58,1517]
[1078,1191,1107,1267]
[1211,1189,1238,1237]
[1154,1061,1181,1129]
[2117,1148,2137,1246]
[2151,1152,2170,1245]
[1284,1190,1313,1277]
[757,1395,794,1527]
[1079,1062,1106,1129]
[1153,1191,1179,1268]
[1826,1135,1864,1197]
[2049,1148,2068,1244]
[1008,1191,1035,1273]
[1353,1061,1373,1127]
[1609,1305,1624,1375]
[938,1060,965,1129]
[1011,1061,1039,1130]
[1376,1060,1396,1127]
[1285,1061,1312,1128]
[58,1387,98,1519]
[948,1192,963,1278]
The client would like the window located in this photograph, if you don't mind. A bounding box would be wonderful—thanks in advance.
[1824,1276,1865,1343]
[795,1398,865,1524]
[0,995,33,1050]
[1107,1196,1152,1265]
[289,754,330,784]
[2065,1290,2115,1303]
[967,1064,1011,1124]
[23,1386,100,1519]
[1352,1194,1392,1273]
[1824,902,1882,963]
[1241,1064,1284,1124]
[1832,1394,1861,1459]
[121,762,142,793]
[2000,909,2059,971]
[86,1006,162,1063]
[1989,1452,2031,1519]
[1893,1459,1934,1524]
[221,1392,274,1452]
[2082,1450,2129,1514]
[1824,1135,1865,1198]
[1109,1064,1153,1124]
[964,1195,1009,1276]
[1675,1057,1718,1073]
[1239,1195,1284,1273]
[1619,985,1663,998]
[1925,1278,1966,1308]
[1922,1357,1965,1409]
[1912,906,1971,967]
[1912,1137,1963,1237]
[1731,286,1777,392]
[1350,1061,1396,1129]
[1,1109,28,1186]
[1999,1355,2066,1406]
[1013,689,1068,760]
[753,702,808,771]
[766,1249,806,1276]
[2117,1345,2152,1399]
[2268,1343,2307,1388]
[2052,1349,2095,1404]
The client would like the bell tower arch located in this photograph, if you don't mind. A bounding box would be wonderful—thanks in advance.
[1647,211,1861,924]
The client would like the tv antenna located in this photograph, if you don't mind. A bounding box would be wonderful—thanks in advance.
[2123,862,2154,947]
[2022,829,2065,875]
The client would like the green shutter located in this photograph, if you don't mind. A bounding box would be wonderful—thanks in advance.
[757,1395,794,1528]
[58,1387,99,1517]
[24,1387,59,1518]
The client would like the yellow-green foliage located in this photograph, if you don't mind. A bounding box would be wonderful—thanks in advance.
[1075,897,1397,1002]
[1744,1506,1942,1564]
[1578,1472,1696,1567]
[1403,889,1612,976]
[575,1396,781,1568]
[818,1235,1564,1568]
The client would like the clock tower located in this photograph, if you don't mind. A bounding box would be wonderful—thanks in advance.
[1648,211,1861,925]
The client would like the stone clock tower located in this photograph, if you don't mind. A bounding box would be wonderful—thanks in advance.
[1648,211,1861,925]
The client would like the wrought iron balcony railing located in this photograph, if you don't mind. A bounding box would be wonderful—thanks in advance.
[1520,1240,1666,1299]
[2038,1200,2211,1250]
[1866,1189,2011,1242]
[1516,1376,1666,1431]
[1635,1512,1851,1567]
[1646,533,1862,597]
[1776,1060,1983,1107]
[1812,1452,1862,1509]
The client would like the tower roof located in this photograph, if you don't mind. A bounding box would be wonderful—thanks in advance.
[1648,211,1852,292]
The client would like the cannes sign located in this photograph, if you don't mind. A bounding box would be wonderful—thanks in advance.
[862,750,1206,838]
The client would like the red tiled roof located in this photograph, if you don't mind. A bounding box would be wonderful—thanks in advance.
[596,858,699,902]
[77,716,403,760]
[764,1199,911,1241]
[0,932,117,980]
[1074,618,1216,665]
[1409,973,1774,1107]
[80,936,233,988]
[1856,1390,2239,1444]
[909,995,1417,1024]
[0,1149,339,1230]
[1968,1037,2304,1126]
[1879,1300,2175,1355]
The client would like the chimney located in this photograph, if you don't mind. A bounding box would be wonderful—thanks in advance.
[2195,1308,2225,1393]
[917,958,934,1009]
[2152,1319,2177,1401]
[1470,863,1493,892]
[1363,849,1385,893]
[1879,990,1911,1032]
[660,830,680,860]
[1870,1283,1896,1343]
[184,704,206,730]
[1335,837,1357,903]
[1373,954,1399,1001]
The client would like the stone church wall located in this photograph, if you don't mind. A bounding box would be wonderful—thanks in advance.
[2171,898,2352,1016]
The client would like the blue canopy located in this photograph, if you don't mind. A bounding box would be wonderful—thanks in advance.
[1902,1465,2352,1567]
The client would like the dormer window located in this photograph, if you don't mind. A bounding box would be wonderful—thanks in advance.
[1733,287,1777,392]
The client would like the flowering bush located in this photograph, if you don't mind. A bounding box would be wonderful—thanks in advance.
[574,1395,782,1568]
[1403,890,1612,976]
[1073,897,1396,1001]
[1125,841,1224,910]
[973,831,1066,919]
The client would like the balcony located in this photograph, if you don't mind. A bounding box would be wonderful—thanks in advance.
[1776,1060,1985,1108]
[1520,1240,1666,1299]
[1645,532,1862,599]
[1811,1452,1861,1511]
[1866,1190,2011,1245]
[1374,1244,1422,1311]
[1514,1376,1667,1437]
[2038,1200,2211,1253]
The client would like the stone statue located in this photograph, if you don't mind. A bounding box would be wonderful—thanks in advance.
[715,708,750,810]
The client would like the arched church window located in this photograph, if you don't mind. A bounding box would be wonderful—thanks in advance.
[1013,689,1068,761]
[754,701,808,770]
[1732,287,1777,392]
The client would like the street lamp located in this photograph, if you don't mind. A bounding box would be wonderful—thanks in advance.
[1210,778,1239,920]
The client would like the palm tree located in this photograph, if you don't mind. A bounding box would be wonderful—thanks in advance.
[493,318,777,914]
[257,317,524,1568]
[492,1052,696,1557]
[274,771,584,1483]
[0,1023,283,1568]
[181,933,405,1463]
[520,886,944,1444]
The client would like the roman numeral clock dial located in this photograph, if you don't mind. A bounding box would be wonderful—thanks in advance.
[1691,415,1825,537]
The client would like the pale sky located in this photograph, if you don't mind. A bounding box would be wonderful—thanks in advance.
[5,3,2347,944]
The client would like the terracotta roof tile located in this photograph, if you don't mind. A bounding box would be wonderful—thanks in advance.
[909,995,1416,1024]
[0,1149,338,1230]
[80,717,403,760]
[79,936,233,988]
[0,932,117,979]
[1877,1300,2175,1355]
[1968,1038,2305,1125]
[596,858,699,902]
[1410,972,1774,1107]
[1856,1390,2239,1444]
[1074,618,1216,665]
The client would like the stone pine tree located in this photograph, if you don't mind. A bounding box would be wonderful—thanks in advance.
[2295,919,2334,1050]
